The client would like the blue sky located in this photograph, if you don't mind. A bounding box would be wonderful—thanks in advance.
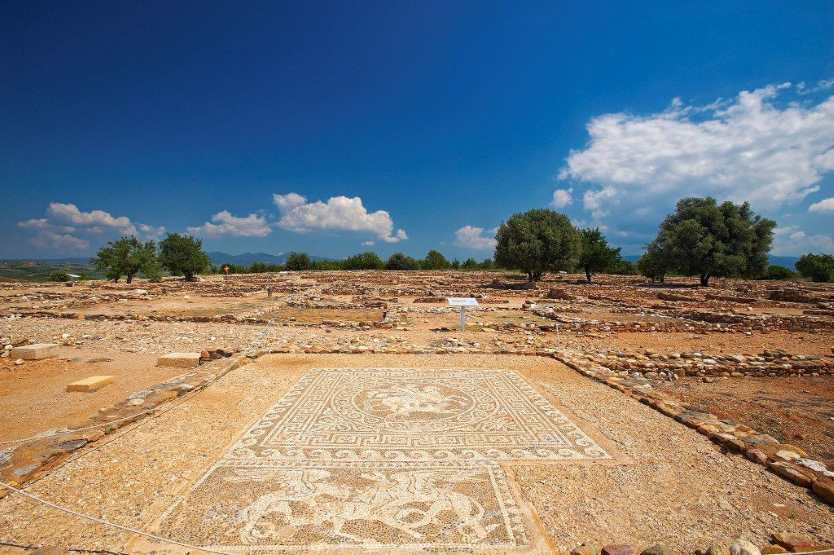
[3,1,834,259]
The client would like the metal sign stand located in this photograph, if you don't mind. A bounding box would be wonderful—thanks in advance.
[447,297,479,331]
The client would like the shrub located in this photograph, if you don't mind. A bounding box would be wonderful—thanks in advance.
[50,270,70,282]
[795,253,834,282]
[760,264,796,280]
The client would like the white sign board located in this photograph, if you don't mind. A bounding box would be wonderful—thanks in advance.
[447,297,479,307]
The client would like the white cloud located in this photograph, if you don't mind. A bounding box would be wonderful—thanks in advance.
[18,202,165,252]
[29,231,90,252]
[582,186,618,219]
[361,240,375,246]
[550,188,573,209]
[138,223,167,240]
[188,210,271,237]
[454,225,497,250]
[797,78,834,95]
[273,193,407,243]
[560,83,834,213]
[17,218,51,230]
[272,192,307,212]
[48,202,138,236]
[772,225,834,255]
[809,197,834,213]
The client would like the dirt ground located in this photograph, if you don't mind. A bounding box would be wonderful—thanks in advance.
[657,375,834,467]
[0,271,833,552]
[1,354,832,554]
[0,347,186,443]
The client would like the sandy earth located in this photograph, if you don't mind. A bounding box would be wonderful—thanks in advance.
[657,375,834,468]
[1,272,833,553]
[1,354,833,554]
[0,348,186,443]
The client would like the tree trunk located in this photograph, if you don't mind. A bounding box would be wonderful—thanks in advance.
[700,273,710,286]
[126,273,134,284]
[527,271,534,282]
[585,270,592,283]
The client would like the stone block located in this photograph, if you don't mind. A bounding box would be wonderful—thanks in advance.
[67,375,114,392]
[10,343,59,360]
[157,352,201,368]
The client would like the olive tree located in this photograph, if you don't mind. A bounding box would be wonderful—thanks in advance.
[795,253,834,282]
[494,209,580,281]
[159,233,209,281]
[93,236,159,283]
[650,197,775,286]
[578,228,621,283]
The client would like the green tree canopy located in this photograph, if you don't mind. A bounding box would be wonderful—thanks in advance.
[651,197,775,286]
[421,250,449,270]
[342,251,385,270]
[761,264,796,280]
[494,209,580,281]
[285,252,312,271]
[385,252,419,270]
[578,228,622,283]
[637,241,671,283]
[795,253,834,282]
[159,233,208,281]
[50,270,70,282]
[93,236,159,283]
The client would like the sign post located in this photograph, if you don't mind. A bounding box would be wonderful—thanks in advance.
[447,297,479,331]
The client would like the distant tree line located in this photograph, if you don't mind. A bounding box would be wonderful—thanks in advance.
[83,197,833,284]
[212,250,498,274]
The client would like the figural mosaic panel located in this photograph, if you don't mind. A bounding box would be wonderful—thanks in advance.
[229,368,608,462]
[160,368,609,552]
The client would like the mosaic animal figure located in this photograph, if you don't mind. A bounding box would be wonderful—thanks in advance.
[228,467,496,544]
[364,384,470,417]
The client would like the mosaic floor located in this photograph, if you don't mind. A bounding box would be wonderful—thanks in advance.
[159,368,609,552]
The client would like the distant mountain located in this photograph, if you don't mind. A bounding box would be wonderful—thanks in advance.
[623,254,799,269]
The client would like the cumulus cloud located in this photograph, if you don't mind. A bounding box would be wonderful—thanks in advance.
[18,218,52,230]
[18,202,165,252]
[454,225,497,250]
[29,230,90,252]
[273,193,407,243]
[809,197,834,213]
[137,223,167,240]
[188,210,271,237]
[773,225,834,255]
[550,188,573,209]
[48,202,138,236]
[560,83,834,213]
[582,186,618,219]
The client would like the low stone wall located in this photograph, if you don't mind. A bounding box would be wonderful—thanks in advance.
[554,350,834,512]
[0,354,246,496]
[581,349,834,380]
